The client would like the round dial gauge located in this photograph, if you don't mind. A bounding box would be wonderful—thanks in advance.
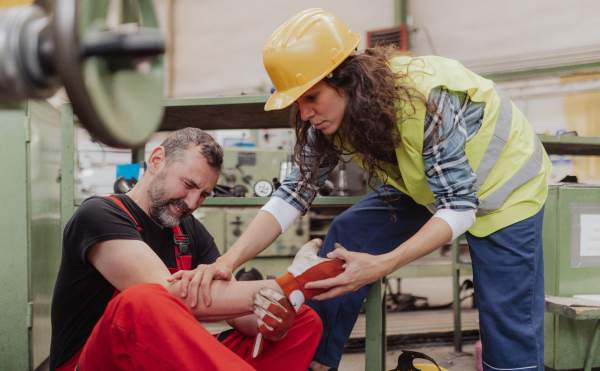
[254,180,274,197]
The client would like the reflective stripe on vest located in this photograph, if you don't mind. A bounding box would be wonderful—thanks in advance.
[474,84,544,215]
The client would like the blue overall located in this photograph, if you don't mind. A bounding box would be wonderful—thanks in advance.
[307,185,545,371]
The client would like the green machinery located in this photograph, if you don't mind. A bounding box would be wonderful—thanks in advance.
[0,100,62,370]
[0,0,164,366]
[197,207,307,277]
[544,184,600,370]
[197,147,310,277]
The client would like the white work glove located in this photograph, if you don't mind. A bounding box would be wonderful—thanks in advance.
[250,287,296,358]
[275,239,346,312]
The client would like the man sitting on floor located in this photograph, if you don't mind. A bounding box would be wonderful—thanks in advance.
[49,128,341,371]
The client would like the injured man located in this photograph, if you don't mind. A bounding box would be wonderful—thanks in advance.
[49,128,345,371]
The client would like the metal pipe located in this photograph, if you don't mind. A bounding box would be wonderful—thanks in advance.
[395,0,408,25]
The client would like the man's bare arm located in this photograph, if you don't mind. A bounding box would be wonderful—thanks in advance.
[86,239,282,321]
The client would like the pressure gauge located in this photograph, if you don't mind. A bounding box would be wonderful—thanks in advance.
[254,180,274,197]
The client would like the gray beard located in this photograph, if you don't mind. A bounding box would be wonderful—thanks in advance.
[147,170,189,228]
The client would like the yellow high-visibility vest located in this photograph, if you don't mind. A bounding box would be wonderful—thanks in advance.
[338,56,551,237]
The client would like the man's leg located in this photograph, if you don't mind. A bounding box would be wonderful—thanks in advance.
[220,305,323,371]
[466,206,545,371]
[307,185,432,369]
[78,283,256,371]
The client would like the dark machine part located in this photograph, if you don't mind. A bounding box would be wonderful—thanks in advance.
[230,216,243,236]
[235,267,263,281]
[212,184,248,197]
[235,268,276,281]
[0,1,166,148]
[559,175,578,183]
[295,223,304,236]
[236,152,256,167]
[318,179,334,196]
[113,175,138,194]
[391,350,441,371]
[272,177,281,191]
[0,5,59,100]
[232,184,248,197]
[224,172,236,187]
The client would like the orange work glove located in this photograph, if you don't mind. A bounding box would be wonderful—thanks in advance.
[251,288,296,358]
[275,239,346,312]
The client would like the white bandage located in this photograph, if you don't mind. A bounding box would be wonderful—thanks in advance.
[431,208,476,241]
[260,197,301,233]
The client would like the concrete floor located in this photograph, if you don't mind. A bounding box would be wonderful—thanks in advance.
[337,275,479,370]
[338,342,478,371]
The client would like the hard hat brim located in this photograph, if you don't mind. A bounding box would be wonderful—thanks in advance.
[264,90,297,111]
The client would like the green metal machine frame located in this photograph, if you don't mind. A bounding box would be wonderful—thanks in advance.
[0,100,63,370]
[544,184,600,371]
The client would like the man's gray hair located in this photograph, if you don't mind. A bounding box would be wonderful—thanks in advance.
[160,128,223,172]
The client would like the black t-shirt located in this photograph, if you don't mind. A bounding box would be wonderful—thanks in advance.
[49,195,220,370]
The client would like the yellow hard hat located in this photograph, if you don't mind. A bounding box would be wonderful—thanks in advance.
[263,8,361,111]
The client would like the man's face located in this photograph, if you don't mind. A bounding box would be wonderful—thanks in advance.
[147,147,219,228]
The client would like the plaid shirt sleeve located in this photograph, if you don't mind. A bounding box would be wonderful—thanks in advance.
[272,88,483,214]
[272,127,339,215]
[423,87,483,211]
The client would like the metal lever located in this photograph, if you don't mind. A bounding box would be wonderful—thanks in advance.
[80,29,165,59]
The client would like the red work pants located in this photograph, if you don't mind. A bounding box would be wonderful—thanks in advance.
[56,283,322,371]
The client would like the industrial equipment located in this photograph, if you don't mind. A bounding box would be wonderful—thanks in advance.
[544,183,600,370]
[0,0,165,148]
[0,100,62,370]
[195,147,307,276]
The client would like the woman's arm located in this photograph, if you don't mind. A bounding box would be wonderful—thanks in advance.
[423,87,481,239]
[174,130,340,307]
[304,217,452,299]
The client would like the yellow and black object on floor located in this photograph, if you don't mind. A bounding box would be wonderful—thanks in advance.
[388,350,448,371]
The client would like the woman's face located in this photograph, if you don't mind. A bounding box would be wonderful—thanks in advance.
[297,80,347,135]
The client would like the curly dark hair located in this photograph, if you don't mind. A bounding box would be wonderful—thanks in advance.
[291,45,441,209]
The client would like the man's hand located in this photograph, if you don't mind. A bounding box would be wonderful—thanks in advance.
[275,239,346,312]
[167,258,233,307]
[251,287,296,358]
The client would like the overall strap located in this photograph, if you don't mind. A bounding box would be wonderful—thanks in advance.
[106,196,142,232]
[106,196,192,271]
[173,224,192,271]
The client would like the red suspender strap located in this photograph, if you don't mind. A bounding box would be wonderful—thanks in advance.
[173,225,192,271]
[106,196,191,270]
[106,196,142,232]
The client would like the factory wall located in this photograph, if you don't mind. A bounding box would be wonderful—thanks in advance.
[155,0,600,98]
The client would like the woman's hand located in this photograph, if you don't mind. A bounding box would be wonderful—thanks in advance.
[304,248,392,300]
[167,259,233,307]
